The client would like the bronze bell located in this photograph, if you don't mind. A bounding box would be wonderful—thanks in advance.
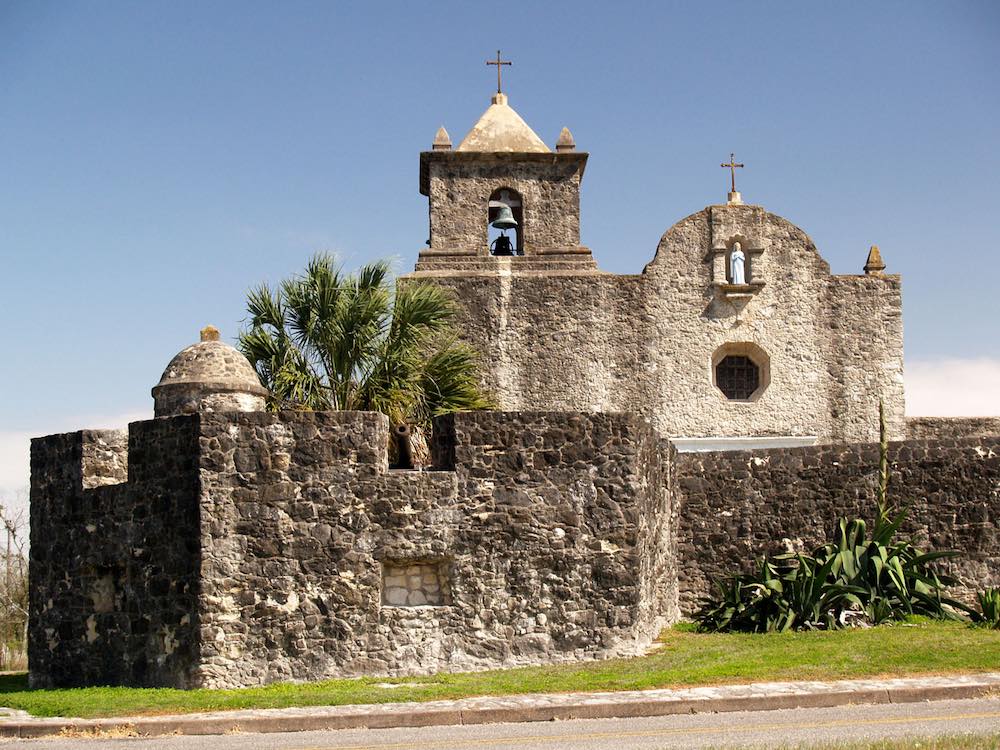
[491,204,517,230]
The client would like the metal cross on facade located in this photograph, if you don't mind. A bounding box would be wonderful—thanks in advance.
[721,153,745,193]
[486,50,512,94]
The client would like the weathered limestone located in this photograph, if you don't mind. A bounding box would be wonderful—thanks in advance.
[906,416,1000,441]
[381,561,451,607]
[29,420,202,688]
[28,86,996,696]
[455,93,550,153]
[30,410,677,688]
[432,126,452,151]
[864,244,887,275]
[402,95,905,443]
[29,410,1000,688]
[407,204,904,444]
[152,326,268,418]
[555,127,575,152]
[408,99,905,445]
[416,96,593,272]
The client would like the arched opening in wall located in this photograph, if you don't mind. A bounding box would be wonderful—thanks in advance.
[487,188,523,256]
[712,342,770,402]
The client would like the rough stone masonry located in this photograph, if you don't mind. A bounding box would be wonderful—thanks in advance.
[405,94,904,447]
[28,89,999,689]
[31,410,677,688]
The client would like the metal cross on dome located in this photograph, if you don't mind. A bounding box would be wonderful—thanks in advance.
[486,50,512,94]
[721,153,745,193]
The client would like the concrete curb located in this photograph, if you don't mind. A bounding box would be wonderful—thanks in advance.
[3,676,999,739]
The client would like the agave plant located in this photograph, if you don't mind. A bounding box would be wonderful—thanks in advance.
[696,557,792,634]
[239,254,493,429]
[697,400,972,633]
[697,517,969,633]
[818,513,969,625]
[974,588,1000,629]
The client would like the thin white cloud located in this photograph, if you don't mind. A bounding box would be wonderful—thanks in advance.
[905,358,1000,417]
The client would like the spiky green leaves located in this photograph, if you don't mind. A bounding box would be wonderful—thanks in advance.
[974,588,1000,628]
[696,503,971,633]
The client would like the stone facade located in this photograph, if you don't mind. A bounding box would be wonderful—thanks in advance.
[675,437,1000,612]
[421,153,589,260]
[30,410,1000,688]
[407,203,904,445]
[30,410,676,688]
[406,101,904,445]
[381,561,452,607]
[30,421,202,688]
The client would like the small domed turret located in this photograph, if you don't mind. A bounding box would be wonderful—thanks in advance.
[152,325,268,417]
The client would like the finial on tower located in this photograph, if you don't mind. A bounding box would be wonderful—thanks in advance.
[721,152,745,205]
[432,126,452,151]
[200,324,221,342]
[864,245,886,275]
[556,127,575,152]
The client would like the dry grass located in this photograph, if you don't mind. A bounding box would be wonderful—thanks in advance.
[56,723,140,739]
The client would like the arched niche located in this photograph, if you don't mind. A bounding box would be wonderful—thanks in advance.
[725,236,753,284]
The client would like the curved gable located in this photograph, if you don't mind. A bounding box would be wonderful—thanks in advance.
[643,204,831,279]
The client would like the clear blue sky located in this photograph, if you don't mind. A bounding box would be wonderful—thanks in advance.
[1,0,998,441]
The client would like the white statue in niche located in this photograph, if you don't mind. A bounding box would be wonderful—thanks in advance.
[730,242,746,284]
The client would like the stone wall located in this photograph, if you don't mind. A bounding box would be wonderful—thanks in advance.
[825,275,905,443]
[674,437,1000,613]
[405,203,905,444]
[29,420,202,688]
[29,408,1000,689]
[80,429,127,488]
[906,417,1000,441]
[382,562,452,607]
[195,410,675,688]
[30,410,676,689]
[421,152,587,255]
[413,272,650,421]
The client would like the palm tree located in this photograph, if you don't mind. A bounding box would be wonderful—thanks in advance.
[239,254,492,429]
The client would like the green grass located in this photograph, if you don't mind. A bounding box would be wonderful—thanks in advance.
[3,619,999,719]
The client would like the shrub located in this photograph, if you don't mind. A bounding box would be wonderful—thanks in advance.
[0,502,27,670]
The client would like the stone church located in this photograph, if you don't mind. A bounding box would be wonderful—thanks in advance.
[28,87,999,690]
[406,90,904,449]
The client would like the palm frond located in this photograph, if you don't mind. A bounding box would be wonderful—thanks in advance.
[239,256,491,426]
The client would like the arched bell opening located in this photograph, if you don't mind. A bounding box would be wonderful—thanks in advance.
[487,188,524,256]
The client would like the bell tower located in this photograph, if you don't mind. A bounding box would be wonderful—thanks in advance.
[414,89,594,272]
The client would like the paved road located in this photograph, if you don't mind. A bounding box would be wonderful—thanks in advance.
[8,698,1000,749]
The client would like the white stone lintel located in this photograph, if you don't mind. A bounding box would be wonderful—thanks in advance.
[670,436,819,453]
